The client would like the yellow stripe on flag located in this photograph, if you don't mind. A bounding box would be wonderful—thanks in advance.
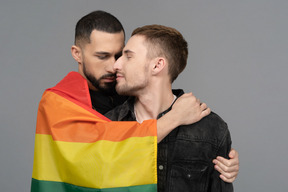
[32,134,157,189]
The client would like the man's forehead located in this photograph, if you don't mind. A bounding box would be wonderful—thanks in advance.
[124,35,146,53]
[86,30,124,52]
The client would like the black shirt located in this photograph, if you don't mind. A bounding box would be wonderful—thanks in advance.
[89,89,128,114]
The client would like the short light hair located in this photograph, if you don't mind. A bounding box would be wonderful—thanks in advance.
[132,25,188,82]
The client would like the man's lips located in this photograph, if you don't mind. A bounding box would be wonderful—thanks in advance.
[103,76,116,82]
[116,74,124,81]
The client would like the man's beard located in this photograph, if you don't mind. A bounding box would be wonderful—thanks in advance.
[115,65,149,96]
[83,62,116,95]
[116,84,143,96]
[115,76,148,96]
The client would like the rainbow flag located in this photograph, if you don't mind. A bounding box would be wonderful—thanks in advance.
[31,72,157,192]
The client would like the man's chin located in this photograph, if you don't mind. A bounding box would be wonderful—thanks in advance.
[115,86,130,96]
[98,83,117,94]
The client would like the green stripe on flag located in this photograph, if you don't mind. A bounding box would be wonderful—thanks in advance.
[31,179,157,192]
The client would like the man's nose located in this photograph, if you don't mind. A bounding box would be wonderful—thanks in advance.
[113,56,123,71]
[106,57,118,73]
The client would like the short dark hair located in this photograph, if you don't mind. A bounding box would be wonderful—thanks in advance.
[75,10,125,47]
[132,25,188,83]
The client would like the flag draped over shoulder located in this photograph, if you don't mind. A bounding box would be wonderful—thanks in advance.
[31,72,157,192]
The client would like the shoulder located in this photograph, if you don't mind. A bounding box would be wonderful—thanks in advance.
[201,112,228,132]
[177,111,230,143]
[198,111,229,137]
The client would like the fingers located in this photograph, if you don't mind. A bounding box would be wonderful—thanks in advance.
[219,174,237,183]
[172,92,210,125]
[213,150,240,183]
[200,102,207,110]
[229,148,238,159]
[213,156,239,176]
[200,102,211,117]
[215,156,239,168]
[202,107,211,117]
[213,161,238,181]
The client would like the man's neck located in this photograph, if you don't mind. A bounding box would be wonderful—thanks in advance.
[133,81,174,123]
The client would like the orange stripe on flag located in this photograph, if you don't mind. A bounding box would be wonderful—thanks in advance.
[36,91,157,143]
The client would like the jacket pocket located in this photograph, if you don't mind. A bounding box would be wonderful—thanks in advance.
[168,161,209,192]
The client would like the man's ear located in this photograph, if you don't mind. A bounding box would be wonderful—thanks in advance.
[71,45,82,63]
[151,57,167,75]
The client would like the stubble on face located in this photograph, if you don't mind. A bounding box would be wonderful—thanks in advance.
[115,64,149,96]
[83,61,117,95]
[115,80,147,96]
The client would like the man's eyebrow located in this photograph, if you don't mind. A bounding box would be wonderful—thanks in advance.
[123,50,134,54]
[94,51,110,55]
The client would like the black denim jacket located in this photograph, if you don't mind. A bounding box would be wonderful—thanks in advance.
[105,89,233,192]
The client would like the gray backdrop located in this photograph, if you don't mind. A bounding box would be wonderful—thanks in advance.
[1,0,287,191]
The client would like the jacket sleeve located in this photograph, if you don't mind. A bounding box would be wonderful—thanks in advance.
[210,123,234,192]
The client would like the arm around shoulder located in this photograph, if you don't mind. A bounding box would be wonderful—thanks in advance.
[157,92,210,143]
